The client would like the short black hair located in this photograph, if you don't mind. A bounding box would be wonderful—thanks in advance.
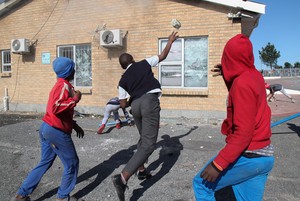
[119,53,133,69]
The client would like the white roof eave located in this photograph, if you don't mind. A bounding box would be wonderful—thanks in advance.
[202,0,265,14]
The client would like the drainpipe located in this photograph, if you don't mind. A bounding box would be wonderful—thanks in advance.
[3,88,9,111]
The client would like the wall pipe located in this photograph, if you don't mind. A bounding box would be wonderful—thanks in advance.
[3,88,9,111]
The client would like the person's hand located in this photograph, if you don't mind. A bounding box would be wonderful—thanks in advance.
[211,64,222,77]
[200,162,221,182]
[168,31,179,43]
[73,123,84,138]
[73,90,82,103]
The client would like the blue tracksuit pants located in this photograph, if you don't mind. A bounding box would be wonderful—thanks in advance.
[17,122,79,199]
[193,155,274,201]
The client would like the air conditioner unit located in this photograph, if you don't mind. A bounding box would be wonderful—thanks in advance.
[100,29,123,47]
[11,38,30,53]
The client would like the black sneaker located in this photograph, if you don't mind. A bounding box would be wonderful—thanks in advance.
[137,170,152,180]
[112,174,127,201]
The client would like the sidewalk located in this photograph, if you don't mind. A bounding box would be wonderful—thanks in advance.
[265,77,300,116]
[268,94,300,117]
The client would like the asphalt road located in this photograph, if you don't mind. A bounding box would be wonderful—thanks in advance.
[1,112,299,201]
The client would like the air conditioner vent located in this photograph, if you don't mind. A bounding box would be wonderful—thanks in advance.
[11,39,30,53]
[100,29,123,47]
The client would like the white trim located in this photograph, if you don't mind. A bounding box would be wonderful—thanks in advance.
[0,0,23,15]
[0,0,22,9]
[263,77,282,80]
[202,0,265,14]
[285,89,300,95]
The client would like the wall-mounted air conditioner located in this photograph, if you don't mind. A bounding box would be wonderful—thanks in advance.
[100,29,123,47]
[11,38,30,53]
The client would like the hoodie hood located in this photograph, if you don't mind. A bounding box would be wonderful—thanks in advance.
[221,34,255,90]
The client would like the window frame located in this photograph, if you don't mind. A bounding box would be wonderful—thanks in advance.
[57,44,92,88]
[159,38,184,88]
[1,50,11,73]
[158,36,208,89]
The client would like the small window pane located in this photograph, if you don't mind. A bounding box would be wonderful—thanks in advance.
[161,65,182,86]
[3,65,11,72]
[75,45,92,87]
[59,47,74,60]
[3,51,11,64]
[161,40,182,62]
[184,37,208,87]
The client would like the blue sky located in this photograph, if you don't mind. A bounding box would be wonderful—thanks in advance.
[251,0,300,70]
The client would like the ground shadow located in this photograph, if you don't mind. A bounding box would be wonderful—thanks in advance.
[272,131,300,135]
[272,123,300,138]
[130,126,198,201]
[101,126,115,134]
[35,145,136,200]
[287,123,300,137]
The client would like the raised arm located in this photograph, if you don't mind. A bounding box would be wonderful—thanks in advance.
[158,31,179,62]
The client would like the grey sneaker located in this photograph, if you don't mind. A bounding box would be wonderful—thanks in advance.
[10,196,31,201]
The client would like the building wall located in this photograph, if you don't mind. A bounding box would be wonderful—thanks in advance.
[0,0,241,115]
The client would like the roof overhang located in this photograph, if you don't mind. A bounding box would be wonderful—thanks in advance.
[201,0,265,14]
[202,0,265,37]
[0,0,24,18]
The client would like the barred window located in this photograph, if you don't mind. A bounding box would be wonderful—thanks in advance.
[57,44,92,87]
[1,50,11,72]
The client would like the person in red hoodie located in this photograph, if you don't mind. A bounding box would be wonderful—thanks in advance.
[193,34,274,201]
[12,57,84,201]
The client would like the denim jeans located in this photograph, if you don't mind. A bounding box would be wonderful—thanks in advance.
[193,155,274,201]
[17,122,79,199]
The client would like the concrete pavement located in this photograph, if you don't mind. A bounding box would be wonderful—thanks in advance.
[1,110,299,201]
[1,77,300,201]
[265,77,300,116]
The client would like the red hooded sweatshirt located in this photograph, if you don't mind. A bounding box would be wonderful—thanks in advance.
[42,78,79,134]
[214,34,272,170]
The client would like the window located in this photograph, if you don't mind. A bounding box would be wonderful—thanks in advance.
[1,50,11,72]
[57,44,92,87]
[159,36,208,88]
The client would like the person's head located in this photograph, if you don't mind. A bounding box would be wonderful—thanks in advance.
[221,34,255,89]
[53,57,75,80]
[119,53,134,69]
